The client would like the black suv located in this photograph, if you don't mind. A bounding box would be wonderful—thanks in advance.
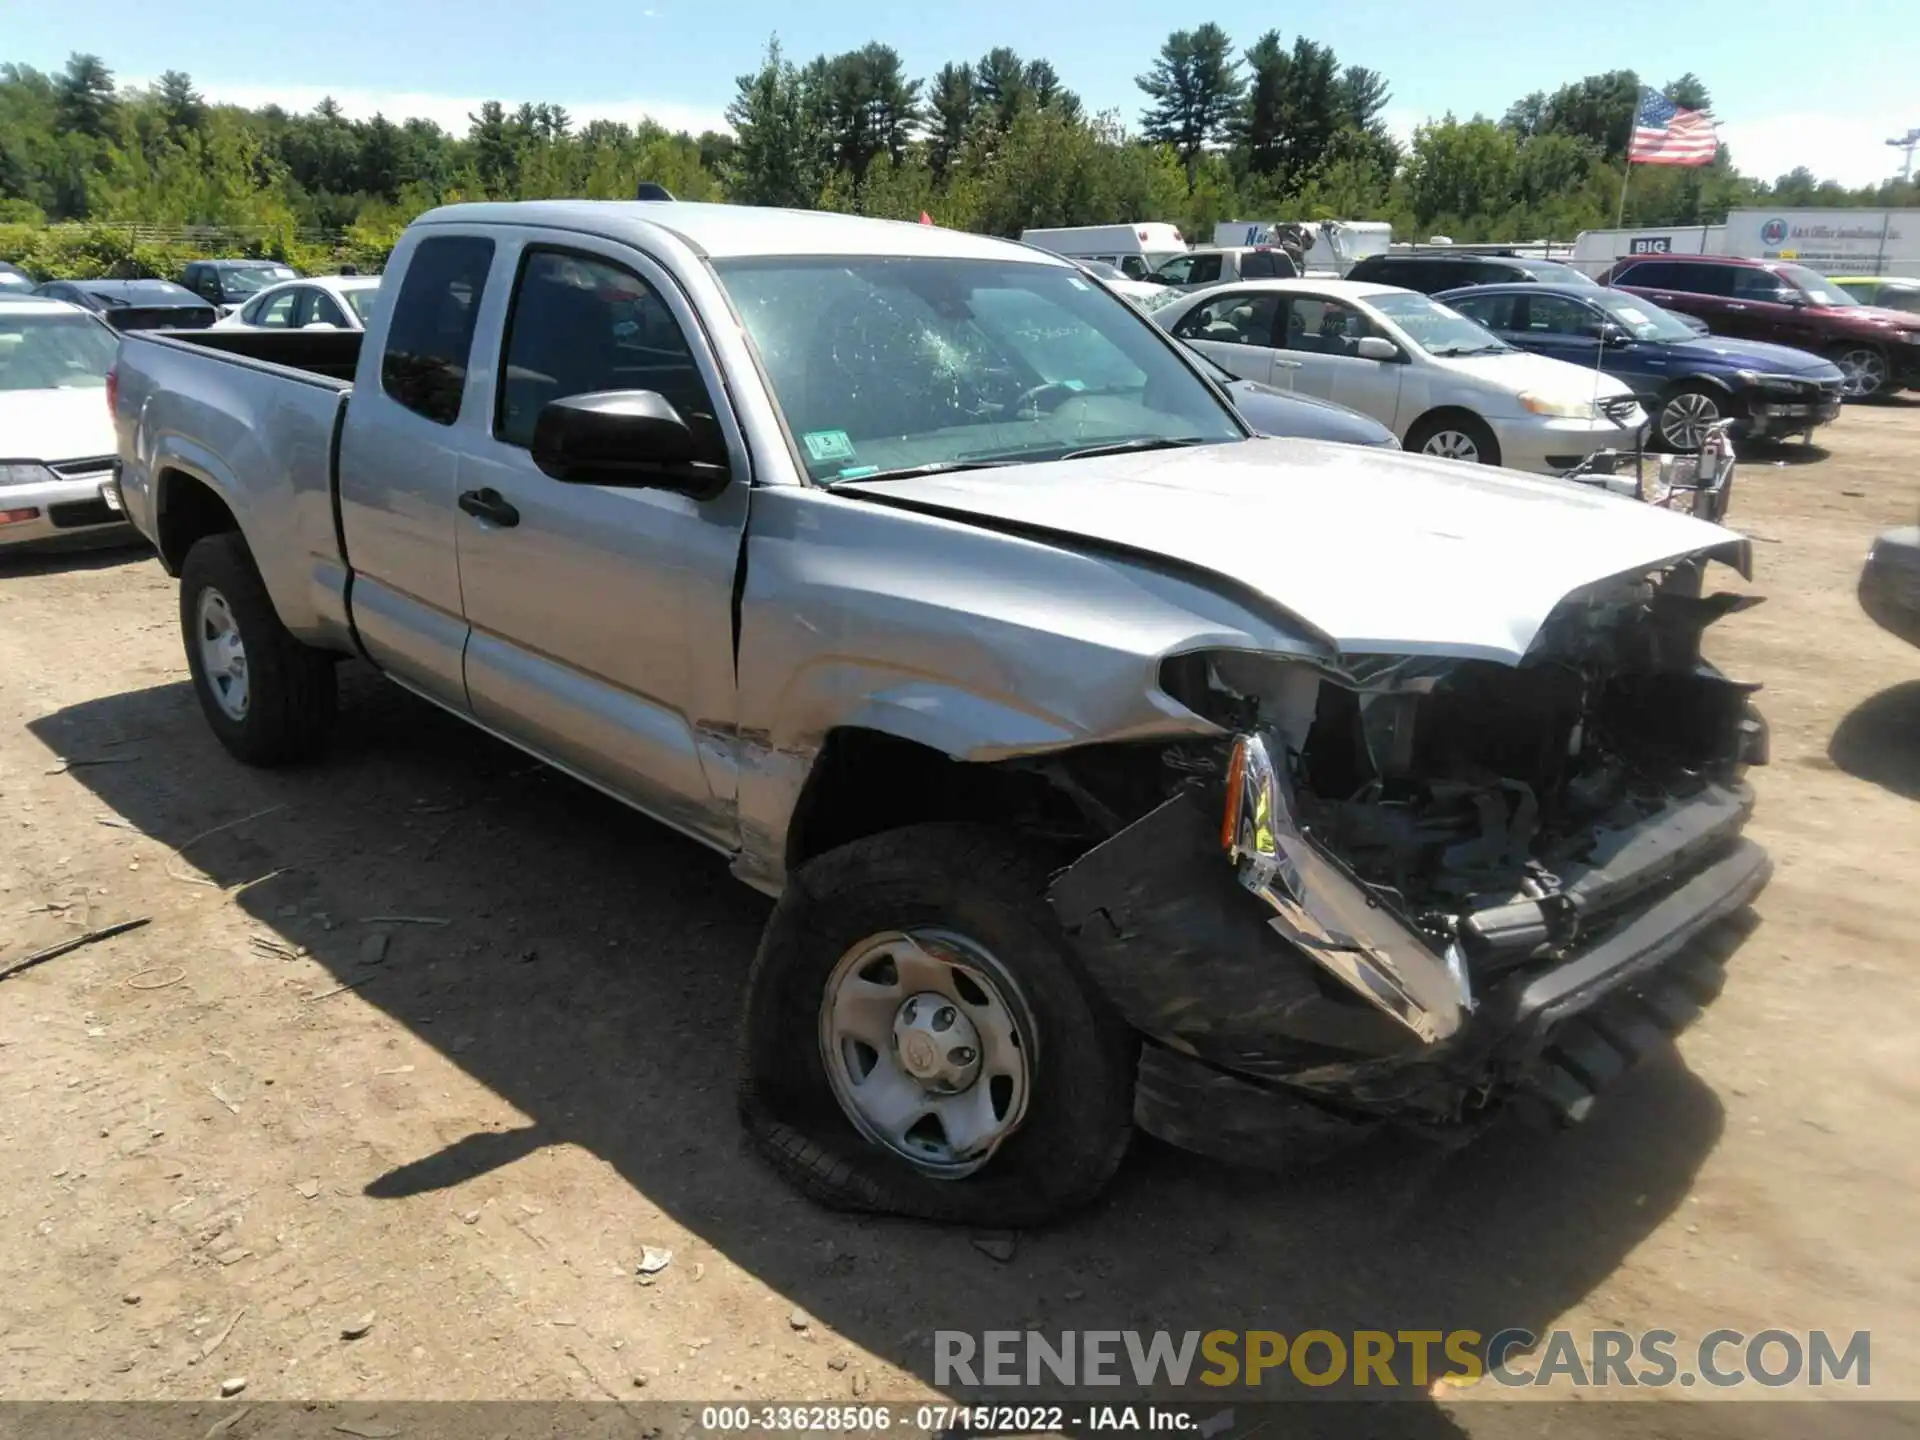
[1347,251,1600,294]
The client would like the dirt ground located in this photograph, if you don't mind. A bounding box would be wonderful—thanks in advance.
[1,408,1917,1432]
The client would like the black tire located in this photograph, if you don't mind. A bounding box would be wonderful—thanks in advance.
[1405,410,1501,467]
[1654,383,1727,453]
[179,532,337,766]
[738,823,1136,1227]
[1829,343,1891,401]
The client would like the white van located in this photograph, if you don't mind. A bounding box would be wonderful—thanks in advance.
[1211,220,1392,276]
[1018,223,1187,280]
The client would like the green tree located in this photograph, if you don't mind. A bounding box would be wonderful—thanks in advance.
[1234,31,1289,178]
[1136,24,1245,187]
[973,47,1031,131]
[927,62,975,177]
[156,71,203,136]
[724,38,828,208]
[55,53,116,141]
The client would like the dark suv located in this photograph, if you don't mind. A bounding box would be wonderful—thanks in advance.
[1598,254,1920,400]
[1346,251,1600,294]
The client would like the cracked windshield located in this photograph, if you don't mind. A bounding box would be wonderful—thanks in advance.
[712,255,1243,481]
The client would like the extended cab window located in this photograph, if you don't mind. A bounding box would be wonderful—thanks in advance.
[380,235,495,426]
[495,249,716,451]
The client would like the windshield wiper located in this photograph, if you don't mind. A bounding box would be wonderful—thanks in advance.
[824,458,1025,487]
[1059,436,1214,461]
[1429,342,1512,357]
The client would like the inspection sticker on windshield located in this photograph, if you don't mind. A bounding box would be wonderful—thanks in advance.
[803,429,857,463]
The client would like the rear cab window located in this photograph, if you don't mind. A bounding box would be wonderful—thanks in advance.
[379,235,497,425]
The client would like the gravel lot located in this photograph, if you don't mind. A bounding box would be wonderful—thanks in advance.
[2,407,1916,1432]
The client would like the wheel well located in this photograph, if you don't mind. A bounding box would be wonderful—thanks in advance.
[783,728,1121,874]
[1406,406,1495,450]
[156,470,240,575]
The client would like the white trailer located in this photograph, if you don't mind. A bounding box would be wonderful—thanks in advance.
[1570,209,1920,279]
[1210,220,1391,276]
[1017,223,1189,279]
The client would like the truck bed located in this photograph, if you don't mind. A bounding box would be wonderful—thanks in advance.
[136,326,363,385]
[112,325,362,652]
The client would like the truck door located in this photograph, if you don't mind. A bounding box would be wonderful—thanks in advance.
[335,233,498,713]
[452,237,751,849]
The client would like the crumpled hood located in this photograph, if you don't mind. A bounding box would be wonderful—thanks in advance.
[0,387,117,464]
[853,438,1745,665]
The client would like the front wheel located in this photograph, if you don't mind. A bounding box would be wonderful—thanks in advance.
[1830,344,1890,401]
[738,824,1136,1226]
[1656,384,1727,452]
[1406,412,1501,466]
[180,532,337,766]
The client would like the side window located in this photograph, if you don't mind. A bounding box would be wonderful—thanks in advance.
[495,248,716,452]
[1241,251,1278,279]
[1281,297,1379,356]
[254,290,299,328]
[1187,254,1223,285]
[306,291,349,327]
[1615,260,1671,288]
[1150,256,1195,285]
[1171,292,1280,346]
[1449,292,1515,330]
[1519,294,1599,335]
[1733,268,1792,303]
[1118,256,1147,279]
[380,235,495,426]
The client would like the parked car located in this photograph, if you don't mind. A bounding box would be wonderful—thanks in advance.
[1346,251,1601,294]
[1183,345,1399,447]
[1153,278,1646,470]
[34,278,218,332]
[0,296,139,550]
[215,275,381,332]
[1146,245,1300,288]
[180,259,301,316]
[1438,282,1847,451]
[1596,254,1920,401]
[112,199,1769,1224]
[0,261,34,292]
[1831,276,1920,314]
[1859,522,1920,650]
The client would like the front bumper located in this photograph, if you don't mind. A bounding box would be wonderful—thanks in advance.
[1743,387,1844,437]
[1050,783,1769,1165]
[1490,409,1647,475]
[0,464,140,551]
[1859,526,1920,649]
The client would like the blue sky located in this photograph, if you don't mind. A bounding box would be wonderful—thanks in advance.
[9,0,1915,186]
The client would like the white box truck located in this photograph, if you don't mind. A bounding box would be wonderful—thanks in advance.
[1018,223,1188,279]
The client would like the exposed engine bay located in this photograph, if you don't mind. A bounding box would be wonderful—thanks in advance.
[1045,551,1770,1135]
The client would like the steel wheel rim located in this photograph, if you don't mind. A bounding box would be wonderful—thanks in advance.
[1661,391,1720,450]
[818,928,1035,1179]
[1837,348,1886,398]
[1421,429,1480,462]
[195,586,250,721]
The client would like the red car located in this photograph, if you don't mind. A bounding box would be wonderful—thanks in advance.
[1597,253,1920,401]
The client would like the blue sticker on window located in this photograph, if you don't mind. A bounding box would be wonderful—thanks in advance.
[803,430,857,463]
[837,464,879,478]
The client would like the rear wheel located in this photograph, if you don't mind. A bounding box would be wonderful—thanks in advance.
[1406,412,1501,467]
[738,823,1136,1226]
[1656,384,1726,452]
[180,532,337,766]
[1829,344,1890,401]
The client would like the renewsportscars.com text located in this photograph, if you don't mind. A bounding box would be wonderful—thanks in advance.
[933,1328,1872,1391]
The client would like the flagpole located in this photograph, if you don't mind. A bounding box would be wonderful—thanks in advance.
[1616,158,1633,230]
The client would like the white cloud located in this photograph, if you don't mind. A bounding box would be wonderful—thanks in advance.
[1714,111,1914,189]
[130,78,728,139]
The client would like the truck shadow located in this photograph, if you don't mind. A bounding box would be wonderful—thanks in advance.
[30,672,1729,1422]
[1828,680,1920,800]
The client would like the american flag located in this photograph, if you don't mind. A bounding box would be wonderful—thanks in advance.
[1629,87,1718,166]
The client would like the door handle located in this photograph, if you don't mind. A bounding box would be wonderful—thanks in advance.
[1273,357,1303,369]
[458,488,520,527]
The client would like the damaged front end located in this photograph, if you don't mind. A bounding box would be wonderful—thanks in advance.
[1047,554,1772,1167]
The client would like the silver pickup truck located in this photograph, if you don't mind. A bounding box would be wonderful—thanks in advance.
[111,201,1771,1226]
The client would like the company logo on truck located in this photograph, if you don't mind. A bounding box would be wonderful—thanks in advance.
[1760,218,1789,246]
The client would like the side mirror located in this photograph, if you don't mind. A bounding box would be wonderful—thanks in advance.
[1355,336,1399,362]
[1776,289,1806,307]
[1597,323,1632,346]
[530,390,728,498]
